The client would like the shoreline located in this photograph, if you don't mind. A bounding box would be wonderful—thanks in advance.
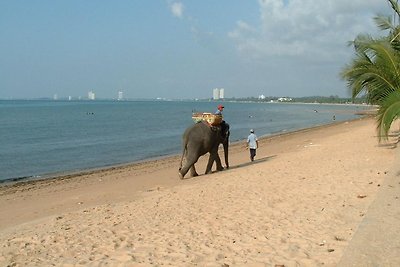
[0,100,374,184]
[0,116,367,187]
[1,115,399,266]
[0,153,182,186]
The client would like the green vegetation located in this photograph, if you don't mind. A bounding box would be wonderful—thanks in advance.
[341,0,400,141]
[217,96,367,104]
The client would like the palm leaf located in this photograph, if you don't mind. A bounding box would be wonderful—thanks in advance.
[376,90,400,141]
[341,40,400,103]
[388,0,400,18]
[374,15,393,31]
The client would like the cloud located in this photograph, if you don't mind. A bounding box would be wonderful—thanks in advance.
[167,2,218,50]
[228,0,388,62]
[170,2,184,18]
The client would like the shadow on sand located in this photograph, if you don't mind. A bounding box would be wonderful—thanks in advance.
[182,155,278,180]
[226,155,277,171]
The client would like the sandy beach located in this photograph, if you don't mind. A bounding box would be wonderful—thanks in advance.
[1,116,399,266]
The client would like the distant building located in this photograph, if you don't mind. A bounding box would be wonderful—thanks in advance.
[219,88,224,99]
[213,88,220,100]
[277,97,292,102]
[213,88,225,100]
[88,91,95,100]
[117,91,123,100]
[258,94,266,100]
[68,96,72,101]
[53,94,58,100]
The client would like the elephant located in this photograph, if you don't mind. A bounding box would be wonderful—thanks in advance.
[178,121,230,179]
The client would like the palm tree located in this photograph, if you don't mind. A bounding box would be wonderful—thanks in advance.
[341,0,400,141]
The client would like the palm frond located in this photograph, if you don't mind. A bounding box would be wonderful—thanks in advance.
[376,90,400,141]
[374,15,393,31]
[341,40,400,103]
[388,0,400,18]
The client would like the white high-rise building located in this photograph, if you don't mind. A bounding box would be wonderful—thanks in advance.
[219,88,224,99]
[88,91,95,100]
[213,88,220,100]
[212,88,225,100]
[213,88,225,100]
[117,91,123,100]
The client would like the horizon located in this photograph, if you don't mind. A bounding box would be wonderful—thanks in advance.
[0,94,362,102]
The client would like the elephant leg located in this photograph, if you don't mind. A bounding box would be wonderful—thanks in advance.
[205,155,214,174]
[179,154,198,179]
[179,160,190,179]
[179,163,191,179]
[214,153,224,171]
[190,165,199,177]
[178,148,187,178]
[205,152,223,174]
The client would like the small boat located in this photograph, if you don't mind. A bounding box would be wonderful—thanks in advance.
[192,112,223,126]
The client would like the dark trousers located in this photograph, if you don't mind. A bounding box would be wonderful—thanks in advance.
[250,148,256,161]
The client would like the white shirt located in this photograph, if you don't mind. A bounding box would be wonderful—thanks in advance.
[247,133,258,149]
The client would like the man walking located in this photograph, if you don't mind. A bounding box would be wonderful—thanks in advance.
[247,129,258,161]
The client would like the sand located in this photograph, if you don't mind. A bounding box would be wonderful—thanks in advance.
[1,116,399,266]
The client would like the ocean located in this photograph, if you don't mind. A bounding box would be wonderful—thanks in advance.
[0,100,368,182]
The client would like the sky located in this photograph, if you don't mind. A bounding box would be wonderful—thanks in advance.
[0,0,392,100]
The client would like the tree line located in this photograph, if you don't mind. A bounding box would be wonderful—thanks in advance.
[217,96,367,104]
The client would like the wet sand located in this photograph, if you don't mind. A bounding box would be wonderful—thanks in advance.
[1,116,399,266]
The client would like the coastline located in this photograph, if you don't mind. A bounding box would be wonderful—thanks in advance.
[1,116,399,266]
[0,100,373,183]
[0,116,363,187]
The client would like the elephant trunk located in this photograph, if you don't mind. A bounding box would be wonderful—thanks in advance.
[223,140,229,168]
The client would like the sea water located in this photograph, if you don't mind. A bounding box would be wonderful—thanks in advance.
[0,100,368,182]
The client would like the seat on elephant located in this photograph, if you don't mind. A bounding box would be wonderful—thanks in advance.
[192,112,223,126]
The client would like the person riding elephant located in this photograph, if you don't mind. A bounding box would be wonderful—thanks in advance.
[178,121,230,179]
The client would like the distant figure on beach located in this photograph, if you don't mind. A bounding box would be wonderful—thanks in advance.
[247,129,259,162]
[333,114,336,121]
[215,105,224,115]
